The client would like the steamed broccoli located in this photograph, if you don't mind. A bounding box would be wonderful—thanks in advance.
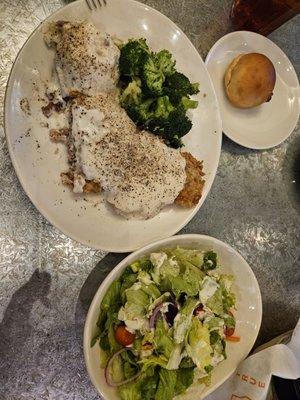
[164,72,200,104]
[125,97,191,148]
[119,78,142,106]
[142,55,164,95]
[118,38,200,148]
[119,39,150,77]
[155,50,176,76]
[181,96,198,110]
[145,109,192,148]
[153,96,174,119]
[126,98,154,125]
[125,96,173,126]
[142,50,176,96]
[160,109,192,147]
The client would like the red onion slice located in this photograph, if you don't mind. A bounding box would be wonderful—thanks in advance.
[105,348,140,387]
[149,302,166,329]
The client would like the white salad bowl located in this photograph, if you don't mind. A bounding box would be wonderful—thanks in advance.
[84,234,262,400]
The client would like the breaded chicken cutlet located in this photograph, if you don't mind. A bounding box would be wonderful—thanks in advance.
[176,152,205,207]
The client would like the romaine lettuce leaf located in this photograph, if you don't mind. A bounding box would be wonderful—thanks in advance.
[101,279,122,313]
[120,268,138,303]
[139,355,168,371]
[140,259,155,274]
[209,330,221,345]
[169,247,203,267]
[173,298,198,343]
[130,258,154,273]
[166,343,183,370]
[175,367,194,395]
[204,316,224,331]
[123,285,150,315]
[119,366,159,400]
[137,270,153,285]
[118,306,149,333]
[160,257,180,279]
[223,313,235,329]
[120,350,140,379]
[119,380,141,400]
[140,369,159,400]
[99,346,109,368]
[222,288,236,312]
[155,369,177,400]
[169,264,202,297]
[118,285,151,333]
[107,312,122,354]
[219,274,234,291]
[96,279,122,337]
[150,252,168,283]
[142,283,161,300]
[207,287,224,315]
[186,317,212,371]
[211,333,226,360]
[179,356,195,368]
[199,276,220,304]
[99,334,110,351]
[154,317,174,359]
[110,352,125,384]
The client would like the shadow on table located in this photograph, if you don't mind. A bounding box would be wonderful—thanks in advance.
[222,135,263,155]
[0,270,51,382]
[75,252,127,343]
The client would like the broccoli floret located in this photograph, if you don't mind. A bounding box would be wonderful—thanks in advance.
[165,135,184,149]
[125,96,174,126]
[162,109,192,140]
[142,51,176,96]
[145,109,192,148]
[119,39,150,77]
[119,78,142,107]
[181,96,198,110]
[153,96,174,119]
[164,72,200,104]
[142,55,164,96]
[155,50,176,77]
[126,98,154,125]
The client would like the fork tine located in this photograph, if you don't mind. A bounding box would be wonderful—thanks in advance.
[85,0,93,10]
[97,0,102,7]
[91,0,97,8]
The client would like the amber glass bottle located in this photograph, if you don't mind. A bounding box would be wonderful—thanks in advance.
[230,0,300,36]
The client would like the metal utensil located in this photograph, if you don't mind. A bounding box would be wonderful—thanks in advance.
[86,0,106,10]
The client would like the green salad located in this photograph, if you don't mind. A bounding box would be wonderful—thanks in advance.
[117,39,200,148]
[92,248,238,400]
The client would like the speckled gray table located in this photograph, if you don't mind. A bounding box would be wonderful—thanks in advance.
[0,0,299,399]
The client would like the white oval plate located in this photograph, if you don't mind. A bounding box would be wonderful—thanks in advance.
[205,31,300,150]
[4,0,222,252]
[84,234,262,400]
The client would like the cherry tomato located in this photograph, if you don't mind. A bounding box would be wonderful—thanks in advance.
[225,326,235,337]
[115,325,135,346]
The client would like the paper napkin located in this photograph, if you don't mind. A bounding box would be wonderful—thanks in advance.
[204,318,300,400]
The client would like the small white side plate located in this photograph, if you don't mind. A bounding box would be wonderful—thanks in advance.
[205,31,300,149]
